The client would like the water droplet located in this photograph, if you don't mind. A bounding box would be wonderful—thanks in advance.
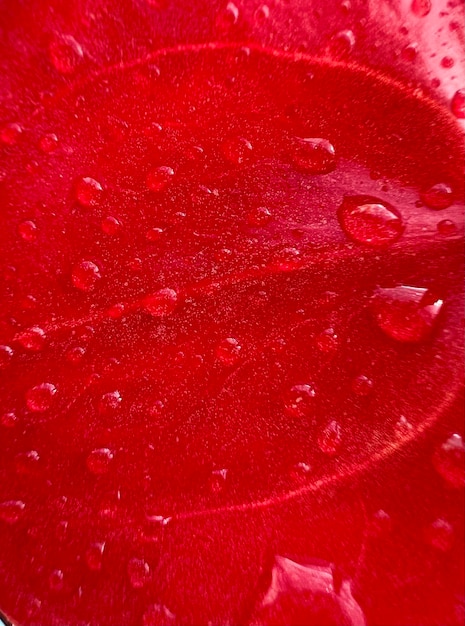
[86,448,114,475]
[146,166,174,192]
[424,518,454,551]
[272,246,302,271]
[315,328,339,353]
[26,382,57,412]
[48,35,84,74]
[451,89,465,119]
[85,541,106,571]
[1,412,17,428]
[292,138,336,174]
[215,337,242,365]
[16,326,46,351]
[72,260,101,291]
[101,216,122,235]
[18,220,38,242]
[254,4,270,22]
[143,604,176,625]
[433,434,464,488]
[369,509,392,536]
[143,288,178,317]
[284,384,316,419]
[338,196,403,246]
[327,30,356,58]
[65,345,86,363]
[0,500,26,524]
[289,461,312,483]
[146,227,165,242]
[371,286,443,342]
[394,415,414,438]
[248,206,272,227]
[209,469,228,493]
[351,375,373,396]
[0,122,22,146]
[39,133,59,153]
[127,557,150,589]
[402,42,419,62]
[99,391,122,414]
[106,303,125,319]
[318,420,342,456]
[420,183,453,210]
[75,177,103,207]
[222,136,253,164]
[437,219,457,236]
[411,0,431,16]
[0,345,14,369]
[15,450,41,475]
[48,569,65,592]
[441,56,455,69]
[216,2,240,31]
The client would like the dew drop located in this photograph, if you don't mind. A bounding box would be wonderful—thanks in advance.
[0,500,26,524]
[15,450,41,475]
[351,375,373,396]
[48,569,65,592]
[451,89,465,119]
[143,604,176,626]
[143,288,179,316]
[127,557,150,589]
[215,337,242,365]
[318,420,342,456]
[106,303,125,319]
[26,382,57,412]
[402,42,419,62]
[101,216,122,235]
[146,166,175,192]
[315,328,339,353]
[48,34,83,74]
[99,391,122,414]
[394,415,414,438]
[424,518,454,551]
[411,0,431,17]
[85,541,106,571]
[1,412,17,428]
[272,246,302,271]
[289,461,312,483]
[65,345,86,363]
[371,285,443,343]
[433,434,464,488]
[86,448,114,475]
[0,345,14,369]
[283,384,316,419]
[0,122,23,146]
[216,2,240,31]
[254,4,270,22]
[338,195,403,246]
[222,136,253,164]
[369,509,392,536]
[327,30,356,58]
[18,220,38,242]
[16,326,47,351]
[39,133,59,153]
[437,219,457,236]
[420,183,453,210]
[292,137,336,174]
[209,468,228,493]
[72,260,101,291]
[441,56,455,69]
[146,227,165,242]
[248,206,272,227]
[75,176,103,207]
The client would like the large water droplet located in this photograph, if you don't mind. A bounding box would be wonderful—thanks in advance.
[15,326,47,351]
[318,420,343,456]
[143,288,178,316]
[18,220,38,242]
[327,30,356,58]
[216,2,240,31]
[292,138,336,174]
[86,448,114,475]
[371,286,443,342]
[437,219,457,237]
[215,337,242,365]
[146,166,175,192]
[39,133,59,153]
[127,558,150,589]
[411,0,431,17]
[283,384,316,419]
[48,34,84,74]
[101,216,122,236]
[451,89,465,119]
[0,122,22,146]
[338,195,403,246]
[420,183,453,210]
[72,260,101,291]
[99,391,122,414]
[433,434,464,488]
[1,412,17,428]
[26,382,57,412]
[0,500,26,524]
[75,177,103,207]
[351,375,373,396]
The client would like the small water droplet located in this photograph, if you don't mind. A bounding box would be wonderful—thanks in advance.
[284,384,316,419]
[318,420,342,456]
[451,89,465,119]
[402,42,419,62]
[106,303,125,319]
[289,461,312,483]
[424,518,454,551]
[75,177,103,207]
[437,219,457,236]
[72,260,101,291]
[433,434,464,488]
[39,133,59,153]
[248,206,272,227]
[17,220,38,242]
[292,138,336,174]
[146,227,165,242]
[441,56,455,69]
[351,375,373,396]
[272,246,302,271]
[315,328,339,353]
[411,0,431,16]
[420,183,453,210]
[222,136,253,164]
[101,216,122,235]
[1,412,17,428]
[143,288,179,316]
[26,382,57,412]
[216,2,240,31]
[48,34,83,74]
[369,509,392,536]
[0,122,23,145]
[0,500,26,524]
[394,415,414,438]
[65,345,86,363]
[338,195,403,246]
[215,337,242,365]
[146,166,175,192]
[99,391,122,414]
[15,450,41,476]
[85,541,106,571]
[48,569,65,592]
[127,557,150,589]
[86,448,114,475]
[254,4,270,22]
[143,604,176,626]
[0,345,14,369]
[16,326,46,351]
[209,469,228,493]
[327,30,356,58]
[371,286,443,343]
